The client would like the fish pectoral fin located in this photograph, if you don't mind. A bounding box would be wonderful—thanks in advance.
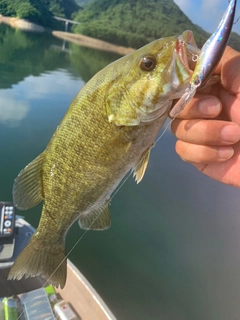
[78,202,111,230]
[13,152,45,210]
[133,147,151,184]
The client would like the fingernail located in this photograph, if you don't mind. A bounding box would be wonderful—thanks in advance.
[198,97,221,116]
[218,147,234,159]
[221,125,240,143]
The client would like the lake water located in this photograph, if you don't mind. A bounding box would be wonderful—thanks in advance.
[1,25,240,320]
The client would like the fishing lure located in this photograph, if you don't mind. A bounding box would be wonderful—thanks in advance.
[170,0,237,118]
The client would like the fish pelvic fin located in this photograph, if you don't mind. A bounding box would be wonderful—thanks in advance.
[13,152,45,210]
[8,231,67,289]
[133,147,151,184]
[79,202,111,230]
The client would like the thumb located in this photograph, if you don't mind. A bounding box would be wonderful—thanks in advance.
[215,46,240,95]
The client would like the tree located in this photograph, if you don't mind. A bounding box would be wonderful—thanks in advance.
[16,3,40,20]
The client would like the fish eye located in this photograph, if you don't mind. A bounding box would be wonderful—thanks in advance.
[139,55,157,71]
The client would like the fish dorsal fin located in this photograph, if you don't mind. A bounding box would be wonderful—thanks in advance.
[133,147,151,184]
[13,152,45,210]
[78,202,111,230]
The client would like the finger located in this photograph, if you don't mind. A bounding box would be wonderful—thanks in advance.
[175,140,234,164]
[215,46,240,95]
[193,142,240,187]
[172,94,222,120]
[217,47,240,124]
[172,119,240,145]
[211,46,240,124]
[218,86,240,124]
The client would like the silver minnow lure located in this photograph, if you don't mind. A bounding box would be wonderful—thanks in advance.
[170,0,237,118]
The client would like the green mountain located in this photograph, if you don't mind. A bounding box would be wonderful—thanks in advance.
[73,0,240,50]
[0,0,78,27]
[0,0,239,51]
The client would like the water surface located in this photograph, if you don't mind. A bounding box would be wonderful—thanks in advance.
[1,25,240,320]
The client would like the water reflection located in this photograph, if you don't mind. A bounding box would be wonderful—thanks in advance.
[0,71,85,126]
[0,88,29,126]
[0,24,120,89]
[1,24,240,320]
[69,45,121,83]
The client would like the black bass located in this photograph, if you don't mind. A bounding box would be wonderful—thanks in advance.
[8,31,198,288]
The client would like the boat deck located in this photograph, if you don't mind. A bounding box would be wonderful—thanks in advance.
[0,218,116,320]
[0,266,44,297]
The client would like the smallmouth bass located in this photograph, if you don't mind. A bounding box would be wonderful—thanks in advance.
[8,31,198,288]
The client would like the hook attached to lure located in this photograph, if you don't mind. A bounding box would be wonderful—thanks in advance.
[170,0,237,118]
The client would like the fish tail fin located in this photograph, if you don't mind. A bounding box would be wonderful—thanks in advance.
[8,232,67,288]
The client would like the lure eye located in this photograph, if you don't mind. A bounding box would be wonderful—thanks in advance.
[193,77,201,87]
[139,55,157,71]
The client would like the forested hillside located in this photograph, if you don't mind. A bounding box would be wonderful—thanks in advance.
[73,0,240,50]
[0,0,78,27]
[0,0,239,50]
[73,0,210,48]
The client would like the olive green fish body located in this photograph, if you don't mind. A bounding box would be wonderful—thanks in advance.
[8,31,198,288]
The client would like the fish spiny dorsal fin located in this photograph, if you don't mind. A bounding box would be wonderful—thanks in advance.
[78,202,111,230]
[13,152,45,210]
[133,147,151,184]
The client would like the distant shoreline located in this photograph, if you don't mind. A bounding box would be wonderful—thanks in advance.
[51,31,134,55]
[0,15,45,32]
[0,15,134,56]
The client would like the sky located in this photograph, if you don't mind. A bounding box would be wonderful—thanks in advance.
[174,0,240,34]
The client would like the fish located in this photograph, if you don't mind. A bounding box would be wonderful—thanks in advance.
[8,30,200,288]
[169,0,237,118]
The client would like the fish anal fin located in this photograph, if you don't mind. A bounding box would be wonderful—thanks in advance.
[13,152,45,210]
[133,147,151,184]
[79,203,111,230]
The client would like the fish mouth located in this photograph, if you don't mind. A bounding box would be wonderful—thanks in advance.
[176,30,200,73]
[168,31,200,116]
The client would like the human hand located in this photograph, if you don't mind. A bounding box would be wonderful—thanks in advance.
[171,46,240,187]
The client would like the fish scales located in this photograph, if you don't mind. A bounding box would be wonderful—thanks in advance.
[8,33,197,288]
